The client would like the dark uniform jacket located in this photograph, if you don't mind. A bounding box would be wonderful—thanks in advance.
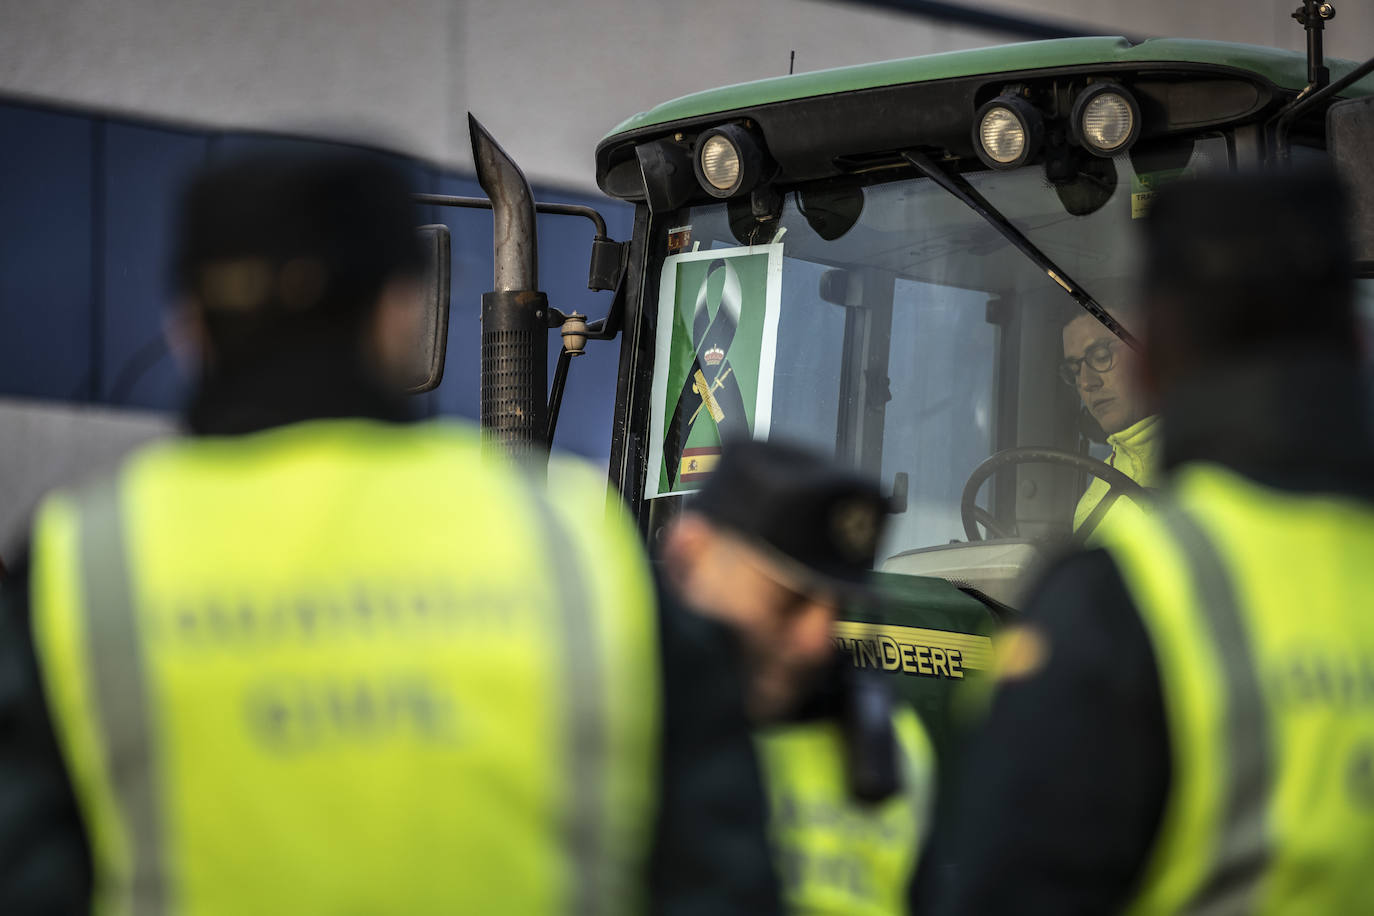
[0,350,781,915]
[918,356,1374,915]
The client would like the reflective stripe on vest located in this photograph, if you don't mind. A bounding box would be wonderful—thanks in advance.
[78,478,168,915]
[1105,464,1374,915]
[30,419,660,915]
[1155,506,1271,915]
[755,706,933,916]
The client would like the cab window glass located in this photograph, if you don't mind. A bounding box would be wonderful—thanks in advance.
[650,134,1229,565]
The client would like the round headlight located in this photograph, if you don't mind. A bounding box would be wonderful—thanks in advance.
[693,124,765,199]
[972,96,1043,170]
[1072,84,1140,156]
[980,108,1027,164]
[699,135,741,191]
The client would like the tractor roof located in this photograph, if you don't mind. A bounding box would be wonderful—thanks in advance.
[604,37,1374,141]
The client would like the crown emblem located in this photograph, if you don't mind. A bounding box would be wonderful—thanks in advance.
[703,346,725,366]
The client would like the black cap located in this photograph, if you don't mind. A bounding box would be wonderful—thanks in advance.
[174,146,424,320]
[689,439,890,595]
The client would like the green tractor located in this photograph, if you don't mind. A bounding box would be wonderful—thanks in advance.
[420,17,1374,752]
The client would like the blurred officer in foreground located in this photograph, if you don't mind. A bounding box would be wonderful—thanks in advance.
[923,170,1374,913]
[0,148,778,914]
[659,440,935,915]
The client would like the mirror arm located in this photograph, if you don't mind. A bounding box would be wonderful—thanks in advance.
[540,270,626,445]
[414,193,610,240]
[1271,54,1374,164]
[583,277,628,340]
[546,349,574,445]
[415,193,626,294]
[541,260,629,341]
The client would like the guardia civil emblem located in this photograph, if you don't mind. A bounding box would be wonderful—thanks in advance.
[662,258,750,486]
[645,244,783,499]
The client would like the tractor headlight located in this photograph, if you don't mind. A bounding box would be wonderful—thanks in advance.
[693,124,764,198]
[700,135,741,191]
[1072,84,1140,157]
[980,108,1026,163]
[973,96,1043,170]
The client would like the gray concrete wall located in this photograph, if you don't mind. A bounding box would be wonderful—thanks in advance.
[0,399,175,554]
[992,0,1372,60]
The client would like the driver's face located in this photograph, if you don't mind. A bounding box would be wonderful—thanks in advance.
[1062,313,1147,435]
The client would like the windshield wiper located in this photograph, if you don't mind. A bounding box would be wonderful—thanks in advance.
[902,150,1140,351]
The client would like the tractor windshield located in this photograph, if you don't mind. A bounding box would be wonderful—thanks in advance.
[641,135,1229,579]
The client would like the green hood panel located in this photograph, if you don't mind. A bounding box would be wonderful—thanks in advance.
[604,37,1373,140]
[836,573,998,758]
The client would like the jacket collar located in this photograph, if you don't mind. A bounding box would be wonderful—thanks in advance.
[1106,414,1164,485]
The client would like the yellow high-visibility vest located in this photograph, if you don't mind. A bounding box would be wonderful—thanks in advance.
[29,418,660,916]
[755,705,933,915]
[1073,414,1162,542]
[1101,464,1374,915]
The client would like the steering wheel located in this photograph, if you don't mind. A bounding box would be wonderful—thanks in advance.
[960,446,1147,542]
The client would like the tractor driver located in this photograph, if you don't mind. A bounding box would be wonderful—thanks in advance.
[1059,304,1161,538]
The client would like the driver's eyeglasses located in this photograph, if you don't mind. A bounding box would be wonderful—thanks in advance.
[1058,341,1116,386]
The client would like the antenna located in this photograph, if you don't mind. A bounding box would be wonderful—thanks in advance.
[789,50,796,75]
[1292,0,1336,89]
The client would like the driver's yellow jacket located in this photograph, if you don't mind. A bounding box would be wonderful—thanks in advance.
[1073,414,1162,541]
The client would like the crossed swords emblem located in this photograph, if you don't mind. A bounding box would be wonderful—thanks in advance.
[664,258,750,485]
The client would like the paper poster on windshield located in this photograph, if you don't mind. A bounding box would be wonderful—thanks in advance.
[645,244,783,499]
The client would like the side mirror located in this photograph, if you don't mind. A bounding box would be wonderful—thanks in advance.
[1328,95,1374,274]
[404,224,452,393]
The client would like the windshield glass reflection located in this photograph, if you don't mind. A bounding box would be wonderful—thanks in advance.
[657,136,1229,567]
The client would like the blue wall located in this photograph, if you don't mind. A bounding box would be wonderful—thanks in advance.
[0,99,632,463]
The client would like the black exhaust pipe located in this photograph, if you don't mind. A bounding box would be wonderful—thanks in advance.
[470,113,548,467]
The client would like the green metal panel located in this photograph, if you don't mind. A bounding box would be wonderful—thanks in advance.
[837,573,997,758]
[605,37,1374,139]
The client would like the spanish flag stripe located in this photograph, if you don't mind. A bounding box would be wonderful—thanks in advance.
[679,450,720,481]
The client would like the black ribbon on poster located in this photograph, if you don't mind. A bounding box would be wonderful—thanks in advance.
[663,258,751,485]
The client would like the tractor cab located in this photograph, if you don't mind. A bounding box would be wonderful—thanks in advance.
[428,33,1374,748]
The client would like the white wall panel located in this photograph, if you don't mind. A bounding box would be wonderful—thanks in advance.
[989,0,1373,61]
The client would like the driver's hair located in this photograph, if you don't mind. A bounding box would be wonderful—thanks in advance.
[1056,296,1139,344]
